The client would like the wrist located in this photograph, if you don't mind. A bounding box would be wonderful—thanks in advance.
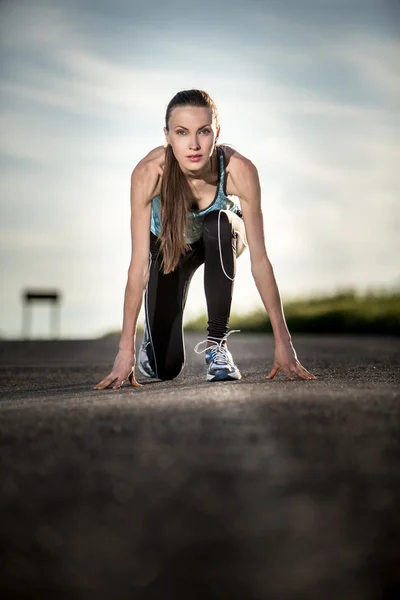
[118,343,135,355]
[274,334,292,346]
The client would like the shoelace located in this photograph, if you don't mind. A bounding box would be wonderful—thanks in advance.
[194,330,240,364]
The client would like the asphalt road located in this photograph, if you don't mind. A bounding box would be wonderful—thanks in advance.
[0,333,399,600]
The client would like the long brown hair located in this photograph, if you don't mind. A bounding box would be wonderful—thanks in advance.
[159,89,219,274]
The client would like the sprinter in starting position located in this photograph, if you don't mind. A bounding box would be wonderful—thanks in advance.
[94,89,317,389]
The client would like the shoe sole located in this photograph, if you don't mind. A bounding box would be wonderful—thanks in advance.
[207,371,242,382]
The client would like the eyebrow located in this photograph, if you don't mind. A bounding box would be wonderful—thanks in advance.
[173,124,211,130]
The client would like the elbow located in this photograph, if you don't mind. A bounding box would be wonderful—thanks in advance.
[127,262,150,291]
[251,254,273,277]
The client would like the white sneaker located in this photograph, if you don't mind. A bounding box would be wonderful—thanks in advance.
[194,330,241,381]
[138,324,156,378]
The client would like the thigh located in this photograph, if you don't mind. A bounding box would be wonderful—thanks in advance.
[147,234,205,314]
[221,210,248,258]
[145,234,204,378]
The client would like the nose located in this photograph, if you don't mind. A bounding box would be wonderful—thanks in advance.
[189,136,200,150]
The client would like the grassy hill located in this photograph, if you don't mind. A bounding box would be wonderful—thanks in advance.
[101,288,400,337]
[184,288,400,335]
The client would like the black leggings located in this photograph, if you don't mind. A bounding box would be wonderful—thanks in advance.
[144,209,247,380]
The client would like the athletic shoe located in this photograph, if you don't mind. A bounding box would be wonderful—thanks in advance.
[194,330,241,382]
[138,323,156,378]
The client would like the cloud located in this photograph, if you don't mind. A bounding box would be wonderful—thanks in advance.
[0,0,399,337]
[329,35,400,99]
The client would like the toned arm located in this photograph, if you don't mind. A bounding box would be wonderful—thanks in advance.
[93,162,158,390]
[227,154,317,381]
[230,157,291,345]
[118,163,155,353]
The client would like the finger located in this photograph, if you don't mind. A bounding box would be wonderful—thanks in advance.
[265,364,280,380]
[290,366,310,380]
[112,379,125,390]
[129,371,142,388]
[295,370,312,380]
[296,365,318,380]
[94,376,116,390]
[290,366,317,381]
[285,370,295,380]
[302,371,317,380]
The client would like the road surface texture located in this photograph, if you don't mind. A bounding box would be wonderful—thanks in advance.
[0,333,399,600]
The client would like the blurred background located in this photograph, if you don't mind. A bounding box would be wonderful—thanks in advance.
[0,0,399,339]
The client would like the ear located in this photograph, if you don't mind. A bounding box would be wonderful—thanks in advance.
[163,127,170,146]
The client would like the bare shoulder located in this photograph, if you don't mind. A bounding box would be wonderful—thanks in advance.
[131,145,165,201]
[220,145,258,198]
[139,145,166,166]
[221,144,255,172]
[134,145,165,175]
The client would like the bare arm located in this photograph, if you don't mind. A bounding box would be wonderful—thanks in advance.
[94,162,155,389]
[232,158,291,345]
[118,165,153,353]
[230,157,317,381]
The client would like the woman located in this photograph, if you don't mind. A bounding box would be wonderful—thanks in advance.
[94,89,317,390]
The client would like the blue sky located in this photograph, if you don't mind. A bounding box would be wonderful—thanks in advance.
[0,0,399,338]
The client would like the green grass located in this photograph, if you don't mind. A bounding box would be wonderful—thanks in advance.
[100,288,400,337]
[184,288,400,335]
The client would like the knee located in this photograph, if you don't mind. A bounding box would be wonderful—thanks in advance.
[154,353,184,380]
[202,211,233,244]
[157,363,184,381]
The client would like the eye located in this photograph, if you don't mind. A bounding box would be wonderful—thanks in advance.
[176,129,211,135]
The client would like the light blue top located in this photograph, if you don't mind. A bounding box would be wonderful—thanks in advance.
[150,145,241,244]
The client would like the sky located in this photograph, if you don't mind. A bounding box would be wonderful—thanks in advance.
[0,0,399,339]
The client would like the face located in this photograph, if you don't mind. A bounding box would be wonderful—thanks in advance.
[164,106,220,173]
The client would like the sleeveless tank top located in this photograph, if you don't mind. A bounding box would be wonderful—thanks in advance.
[150,145,241,244]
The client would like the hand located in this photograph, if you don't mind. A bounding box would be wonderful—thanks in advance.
[93,350,142,390]
[265,341,317,381]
